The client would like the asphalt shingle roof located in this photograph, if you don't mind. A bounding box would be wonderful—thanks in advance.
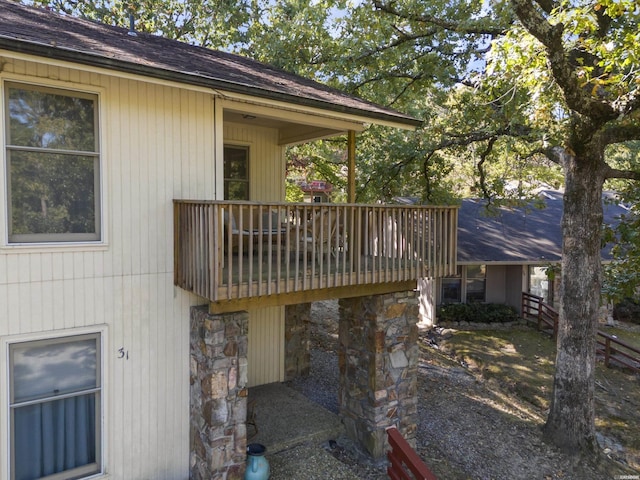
[457,190,628,263]
[0,1,420,128]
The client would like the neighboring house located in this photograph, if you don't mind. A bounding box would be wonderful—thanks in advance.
[419,190,627,324]
[299,179,333,203]
[0,3,457,479]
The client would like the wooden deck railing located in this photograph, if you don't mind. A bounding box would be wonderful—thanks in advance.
[521,292,559,337]
[386,427,437,480]
[596,331,640,374]
[174,200,458,306]
[522,292,640,373]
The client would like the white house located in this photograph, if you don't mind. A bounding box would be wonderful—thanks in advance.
[0,2,459,479]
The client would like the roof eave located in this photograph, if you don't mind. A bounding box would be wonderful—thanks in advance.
[0,37,422,130]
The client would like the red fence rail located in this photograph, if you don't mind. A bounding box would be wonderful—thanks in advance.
[386,427,437,480]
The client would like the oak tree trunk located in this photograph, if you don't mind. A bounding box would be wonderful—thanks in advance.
[542,152,603,454]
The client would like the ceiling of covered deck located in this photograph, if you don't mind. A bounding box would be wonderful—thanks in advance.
[222,102,367,146]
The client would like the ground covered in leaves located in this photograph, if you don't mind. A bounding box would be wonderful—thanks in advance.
[297,300,640,480]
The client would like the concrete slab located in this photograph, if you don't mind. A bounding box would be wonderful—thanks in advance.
[248,383,345,454]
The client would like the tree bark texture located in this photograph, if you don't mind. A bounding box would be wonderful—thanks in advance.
[542,152,604,454]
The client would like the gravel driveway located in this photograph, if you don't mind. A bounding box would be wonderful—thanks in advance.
[286,300,633,480]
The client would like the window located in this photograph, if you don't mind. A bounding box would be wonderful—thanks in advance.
[4,83,100,243]
[441,266,462,304]
[465,264,486,303]
[223,145,249,200]
[529,265,553,304]
[441,265,486,304]
[9,333,102,480]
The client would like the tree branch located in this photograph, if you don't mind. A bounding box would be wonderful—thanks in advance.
[543,146,566,165]
[510,0,616,123]
[422,151,435,200]
[477,137,498,200]
[352,71,423,91]
[598,121,640,147]
[373,0,509,36]
[603,166,640,181]
[533,0,558,14]
[354,28,440,61]
[431,122,532,152]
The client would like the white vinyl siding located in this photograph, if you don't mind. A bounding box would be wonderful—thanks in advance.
[224,123,286,387]
[0,55,289,477]
[0,59,215,479]
[247,306,285,387]
[224,122,285,202]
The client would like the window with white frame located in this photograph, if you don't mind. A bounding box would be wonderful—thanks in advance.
[4,82,101,243]
[9,333,102,480]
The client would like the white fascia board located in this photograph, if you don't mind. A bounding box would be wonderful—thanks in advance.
[0,50,215,95]
[218,92,415,131]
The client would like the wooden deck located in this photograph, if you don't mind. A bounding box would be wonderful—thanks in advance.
[174,201,458,311]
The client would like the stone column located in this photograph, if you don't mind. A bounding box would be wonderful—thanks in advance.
[284,303,311,381]
[190,306,249,480]
[338,291,419,460]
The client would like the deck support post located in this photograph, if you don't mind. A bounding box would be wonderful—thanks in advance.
[190,306,249,479]
[338,291,420,460]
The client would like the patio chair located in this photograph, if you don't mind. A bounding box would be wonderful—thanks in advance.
[223,208,248,253]
[224,207,287,254]
[298,209,344,263]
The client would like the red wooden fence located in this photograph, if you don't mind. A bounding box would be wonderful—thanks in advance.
[386,427,437,480]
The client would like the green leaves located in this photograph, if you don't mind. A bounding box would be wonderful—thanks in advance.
[30,0,253,49]
[27,0,639,203]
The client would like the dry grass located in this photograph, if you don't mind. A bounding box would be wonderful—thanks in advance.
[434,325,640,471]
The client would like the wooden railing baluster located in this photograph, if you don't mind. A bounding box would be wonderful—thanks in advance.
[174,200,458,306]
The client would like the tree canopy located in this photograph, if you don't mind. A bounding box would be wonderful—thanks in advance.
[343,0,640,456]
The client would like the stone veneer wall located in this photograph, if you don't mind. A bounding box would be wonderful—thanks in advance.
[190,306,249,480]
[338,291,420,460]
[284,303,311,381]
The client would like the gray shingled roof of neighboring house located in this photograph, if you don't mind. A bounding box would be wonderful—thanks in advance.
[0,1,421,128]
[457,190,628,264]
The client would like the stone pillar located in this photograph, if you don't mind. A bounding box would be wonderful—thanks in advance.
[190,306,249,480]
[338,291,419,460]
[284,303,311,381]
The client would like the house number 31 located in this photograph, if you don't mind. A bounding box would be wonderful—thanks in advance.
[117,347,129,360]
